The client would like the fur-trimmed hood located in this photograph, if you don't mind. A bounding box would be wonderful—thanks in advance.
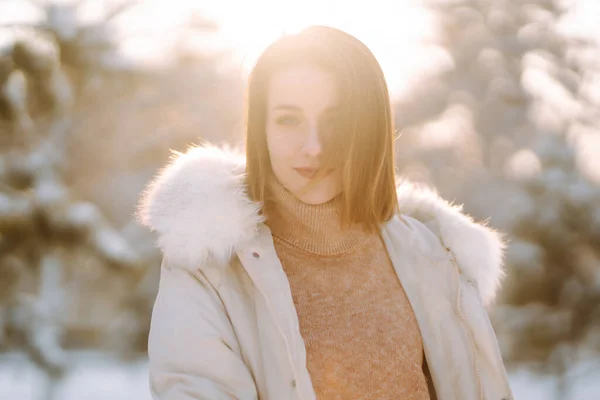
[138,145,506,304]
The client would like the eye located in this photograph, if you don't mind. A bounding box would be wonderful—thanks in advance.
[275,114,302,126]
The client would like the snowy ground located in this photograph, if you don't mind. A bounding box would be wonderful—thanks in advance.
[1,352,599,400]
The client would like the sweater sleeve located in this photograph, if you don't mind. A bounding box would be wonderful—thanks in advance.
[148,259,258,400]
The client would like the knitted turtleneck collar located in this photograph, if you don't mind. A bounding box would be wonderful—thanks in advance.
[263,174,373,256]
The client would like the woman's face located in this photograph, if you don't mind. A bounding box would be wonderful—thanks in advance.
[266,64,342,205]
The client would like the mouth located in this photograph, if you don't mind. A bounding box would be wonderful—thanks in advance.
[293,167,333,179]
[294,167,318,179]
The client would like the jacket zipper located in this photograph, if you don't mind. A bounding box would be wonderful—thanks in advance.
[448,252,484,400]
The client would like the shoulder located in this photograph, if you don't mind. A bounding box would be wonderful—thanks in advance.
[395,180,507,306]
[137,145,264,270]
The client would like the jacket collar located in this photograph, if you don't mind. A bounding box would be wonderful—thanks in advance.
[138,145,506,305]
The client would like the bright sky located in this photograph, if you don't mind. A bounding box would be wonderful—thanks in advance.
[0,0,597,99]
[0,0,443,98]
[114,0,444,98]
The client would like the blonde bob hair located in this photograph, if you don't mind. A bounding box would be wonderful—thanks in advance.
[245,25,398,232]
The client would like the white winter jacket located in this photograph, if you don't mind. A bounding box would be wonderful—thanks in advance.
[138,145,514,400]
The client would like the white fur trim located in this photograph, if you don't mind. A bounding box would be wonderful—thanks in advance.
[397,181,506,305]
[137,145,264,269]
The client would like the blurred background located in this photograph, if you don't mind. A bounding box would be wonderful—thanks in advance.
[0,0,599,398]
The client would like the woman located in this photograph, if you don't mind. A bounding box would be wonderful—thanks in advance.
[139,26,513,400]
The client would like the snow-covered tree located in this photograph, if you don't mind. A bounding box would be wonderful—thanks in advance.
[396,0,600,371]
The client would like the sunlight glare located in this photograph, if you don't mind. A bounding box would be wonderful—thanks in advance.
[186,0,441,99]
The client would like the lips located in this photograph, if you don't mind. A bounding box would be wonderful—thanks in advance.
[294,167,335,179]
[294,167,318,178]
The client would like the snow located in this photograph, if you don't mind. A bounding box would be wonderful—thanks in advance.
[1,352,599,400]
[0,352,150,400]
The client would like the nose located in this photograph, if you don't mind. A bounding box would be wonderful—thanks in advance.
[301,125,322,157]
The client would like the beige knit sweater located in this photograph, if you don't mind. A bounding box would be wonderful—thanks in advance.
[263,175,431,400]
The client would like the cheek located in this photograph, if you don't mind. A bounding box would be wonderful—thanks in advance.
[266,126,299,163]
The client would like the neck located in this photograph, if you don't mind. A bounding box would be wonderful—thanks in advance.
[263,174,373,255]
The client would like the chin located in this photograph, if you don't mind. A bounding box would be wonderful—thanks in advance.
[277,171,340,204]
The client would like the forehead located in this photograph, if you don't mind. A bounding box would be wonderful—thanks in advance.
[267,65,338,111]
